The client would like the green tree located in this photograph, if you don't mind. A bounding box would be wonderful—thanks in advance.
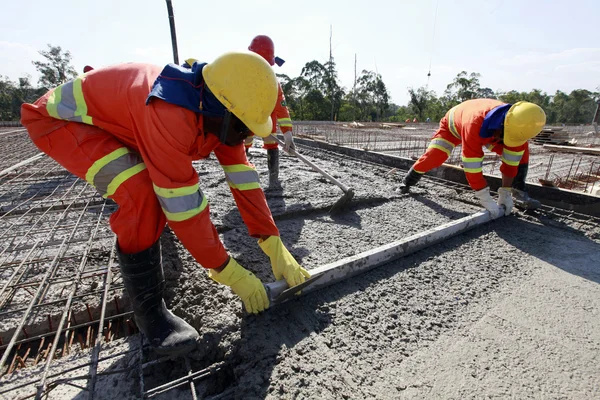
[355,70,389,121]
[408,87,434,121]
[445,71,482,103]
[0,75,45,120]
[32,44,77,90]
[0,76,15,120]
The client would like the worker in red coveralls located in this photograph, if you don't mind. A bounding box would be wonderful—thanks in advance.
[245,35,294,188]
[399,99,546,214]
[21,52,310,356]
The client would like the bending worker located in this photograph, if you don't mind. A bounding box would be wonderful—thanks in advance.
[400,99,546,214]
[245,35,295,187]
[21,52,310,356]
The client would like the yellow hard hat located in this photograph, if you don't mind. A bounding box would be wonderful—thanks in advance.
[202,52,277,138]
[504,101,546,147]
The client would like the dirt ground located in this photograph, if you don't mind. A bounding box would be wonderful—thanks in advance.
[1,141,599,399]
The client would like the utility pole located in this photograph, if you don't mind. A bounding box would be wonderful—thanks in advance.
[165,0,179,64]
[329,25,334,121]
[353,53,357,121]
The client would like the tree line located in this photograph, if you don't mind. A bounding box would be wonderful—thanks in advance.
[396,71,599,125]
[1,45,598,125]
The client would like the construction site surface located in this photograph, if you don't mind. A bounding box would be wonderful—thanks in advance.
[0,123,599,399]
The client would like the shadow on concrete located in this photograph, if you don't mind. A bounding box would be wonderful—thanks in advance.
[411,194,471,220]
[495,217,600,285]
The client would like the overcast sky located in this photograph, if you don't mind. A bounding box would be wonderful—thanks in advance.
[1,0,598,105]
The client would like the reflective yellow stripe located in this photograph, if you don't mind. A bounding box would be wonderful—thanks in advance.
[46,87,62,119]
[448,107,460,139]
[502,148,524,166]
[278,117,293,127]
[162,195,208,222]
[85,148,130,185]
[222,164,261,191]
[428,138,455,156]
[229,181,261,190]
[462,156,484,173]
[104,164,147,198]
[153,183,200,198]
[430,144,452,156]
[44,77,93,125]
[73,78,92,124]
[222,164,253,173]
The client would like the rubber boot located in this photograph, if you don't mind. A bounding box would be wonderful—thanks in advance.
[267,148,280,188]
[512,164,541,210]
[117,241,199,356]
[398,167,422,193]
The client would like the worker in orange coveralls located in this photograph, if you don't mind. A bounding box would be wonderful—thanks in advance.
[244,35,295,188]
[399,99,546,215]
[21,52,310,356]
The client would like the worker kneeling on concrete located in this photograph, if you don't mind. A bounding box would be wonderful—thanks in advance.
[21,52,310,356]
[400,99,546,214]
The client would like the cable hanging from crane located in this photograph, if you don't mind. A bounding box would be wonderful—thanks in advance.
[426,0,439,88]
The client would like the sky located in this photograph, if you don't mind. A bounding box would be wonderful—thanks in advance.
[1,0,599,105]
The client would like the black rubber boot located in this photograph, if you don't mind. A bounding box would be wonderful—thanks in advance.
[512,164,541,210]
[117,241,199,356]
[398,167,423,194]
[267,148,280,187]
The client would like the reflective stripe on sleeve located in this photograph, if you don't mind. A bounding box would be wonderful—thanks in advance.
[278,117,293,128]
[501,148,524,166]
[447,106,460,139]
[461,156,484,173]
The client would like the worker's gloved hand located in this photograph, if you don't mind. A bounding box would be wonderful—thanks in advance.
[208,257,269,314]
[258,236,310,288]
[474,187,502,217]
[497,187,514,216]
[282,132,295,153]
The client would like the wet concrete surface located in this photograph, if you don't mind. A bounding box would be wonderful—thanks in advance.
[1,144,599,399]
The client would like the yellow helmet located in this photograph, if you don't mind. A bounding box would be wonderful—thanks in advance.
[504,101,546,147]
[202,52,277,138]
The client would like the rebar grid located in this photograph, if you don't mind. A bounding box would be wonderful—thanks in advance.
[0,131,40,171]
[0,141,208,399]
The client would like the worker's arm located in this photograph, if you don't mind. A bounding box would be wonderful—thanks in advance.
[213,142,310,287]
[463,133,502,215]
[137,99,229,269]
[499,143,526,186]
[274,83,294,151]
[213,142,279,237]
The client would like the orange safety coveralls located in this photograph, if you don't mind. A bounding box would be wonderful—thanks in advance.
[244,82,292,150]
[412,99,529,191]
[21,63,279,269]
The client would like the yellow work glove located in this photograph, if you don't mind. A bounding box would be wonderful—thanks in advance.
[208,257,269,314]
[258,236,311,288]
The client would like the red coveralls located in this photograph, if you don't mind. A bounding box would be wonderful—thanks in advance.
[413,99,529,190]
[244,82,292,150]
[21,63,279,269]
